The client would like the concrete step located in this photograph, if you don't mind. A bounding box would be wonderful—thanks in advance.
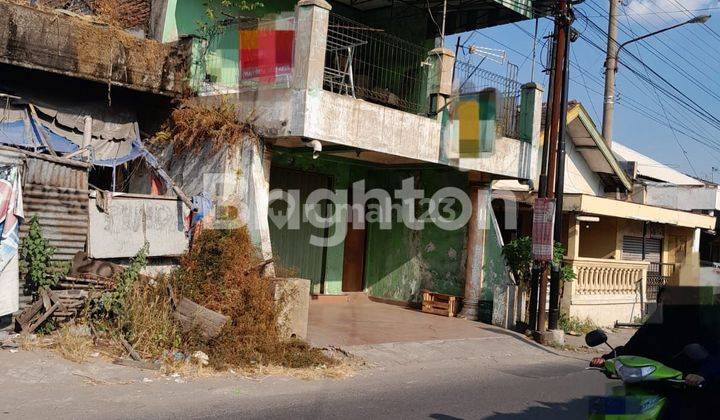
[311,294,349,303]
[346,292,370,303]
[310,292,370,304]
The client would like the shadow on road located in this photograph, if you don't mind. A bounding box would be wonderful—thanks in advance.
[479,397,590,419]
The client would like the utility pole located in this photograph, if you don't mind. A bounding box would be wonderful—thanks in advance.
[535,0,572,336]
[601,3,708,147]
[530,28,557,333]
[548,6,573,332]
[601,0,619,146]
[537,0,570,333]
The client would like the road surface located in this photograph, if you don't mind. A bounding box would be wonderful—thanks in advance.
[2,333,615,419]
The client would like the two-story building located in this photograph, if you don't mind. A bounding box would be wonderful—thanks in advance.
[150,0,551,322]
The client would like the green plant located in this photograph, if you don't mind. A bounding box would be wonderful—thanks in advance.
[553,242,576,282]
[91,243,149,332]
[502,237,576,287]
[558,313,597,335]
[20,216,68,299]
[502,236,533,287]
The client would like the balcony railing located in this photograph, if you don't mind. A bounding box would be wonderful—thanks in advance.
[453,60,522,138]
[565,257,648,296]
[323,13,429,114]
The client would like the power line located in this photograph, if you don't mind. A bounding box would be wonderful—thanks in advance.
[575,10,720,133]
[620,8,698,177]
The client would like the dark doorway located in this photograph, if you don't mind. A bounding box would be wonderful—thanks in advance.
[268,167,332,294]
[342,200,366,292]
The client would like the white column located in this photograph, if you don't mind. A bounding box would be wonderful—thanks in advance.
[460,182,491,320]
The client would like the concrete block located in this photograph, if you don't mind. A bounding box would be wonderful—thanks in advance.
[534,329,565,346]
[271,277,311,339]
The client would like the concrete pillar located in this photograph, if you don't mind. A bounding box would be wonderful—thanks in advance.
[460,182,491,320]
[519,82,544,184]
[242,139,275,277]
[292,0,331,91]
[677,227,702,286]
[426,47,455,113]
[566,213,580,259]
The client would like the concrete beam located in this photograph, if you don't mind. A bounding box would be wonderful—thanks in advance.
[519,82,543,184]
[0,1,191,95]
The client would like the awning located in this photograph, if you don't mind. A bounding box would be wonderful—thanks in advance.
[563,194,716,229]
[0,92,141,167]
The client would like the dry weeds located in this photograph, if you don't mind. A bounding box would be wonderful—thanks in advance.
[124,275,182,359]
[54,325,94,363]
[173,228,336,370]
[153,98,258,156]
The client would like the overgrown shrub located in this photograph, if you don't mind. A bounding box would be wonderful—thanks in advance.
[88,244,181,358]
[559,313,597,335]
[173,228,333,369]
[20,216,69,299]
[502,237,576,287]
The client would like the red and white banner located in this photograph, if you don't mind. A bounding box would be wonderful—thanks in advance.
[239,18,295,84]
[532,198,555,262]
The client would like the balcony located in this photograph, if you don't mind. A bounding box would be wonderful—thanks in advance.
[323,13,429,115]
[0,1,191,95]
[227,1,541,180]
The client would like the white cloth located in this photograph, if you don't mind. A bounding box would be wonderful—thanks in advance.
[0,254,19,316]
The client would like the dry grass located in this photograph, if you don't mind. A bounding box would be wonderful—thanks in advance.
[153,98,258,156]
[54,325,94,363]
[124,275,182,359]
[173,228,337,370]
[236,360,361,381]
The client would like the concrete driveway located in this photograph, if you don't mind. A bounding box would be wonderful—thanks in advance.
[307,293,497,347]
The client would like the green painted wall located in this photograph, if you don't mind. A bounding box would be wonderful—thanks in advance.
[480,210,509,322]
[271,149,364,295]
[269,150,469,301]
[363,168,468,302]
[161,0,295,90]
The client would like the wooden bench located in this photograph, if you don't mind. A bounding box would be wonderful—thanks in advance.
[421,290,462,317]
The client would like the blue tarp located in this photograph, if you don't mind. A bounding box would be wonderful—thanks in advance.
[0,119,141,167]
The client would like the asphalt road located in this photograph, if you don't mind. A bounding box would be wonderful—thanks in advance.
[195,351,610,420]
[2,335,613,420]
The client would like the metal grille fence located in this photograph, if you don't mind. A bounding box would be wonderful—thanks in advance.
[647,262,674,302]
[453,60,522,138]
[324,13,429,114]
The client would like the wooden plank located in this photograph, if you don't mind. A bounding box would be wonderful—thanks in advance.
[120,337,142,361]
[16,299,43,331]
[27,301,60,333]
[173,297,229,340]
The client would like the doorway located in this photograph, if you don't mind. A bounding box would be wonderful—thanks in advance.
[341,198,366,292]
[268,167,332,294]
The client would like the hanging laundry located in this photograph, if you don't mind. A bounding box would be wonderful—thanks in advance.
[0,165,24,317]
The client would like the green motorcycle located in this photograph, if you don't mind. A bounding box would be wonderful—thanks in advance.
[584,329,706,419]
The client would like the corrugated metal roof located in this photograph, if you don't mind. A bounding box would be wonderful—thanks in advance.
[613,142,704,187]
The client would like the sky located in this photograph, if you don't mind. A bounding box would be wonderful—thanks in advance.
[447,0,720,182]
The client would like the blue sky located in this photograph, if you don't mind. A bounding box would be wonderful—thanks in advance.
[448,0,720,181]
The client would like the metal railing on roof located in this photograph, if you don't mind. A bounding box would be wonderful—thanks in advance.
[323,13,429,115]
[453,60,523,139]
